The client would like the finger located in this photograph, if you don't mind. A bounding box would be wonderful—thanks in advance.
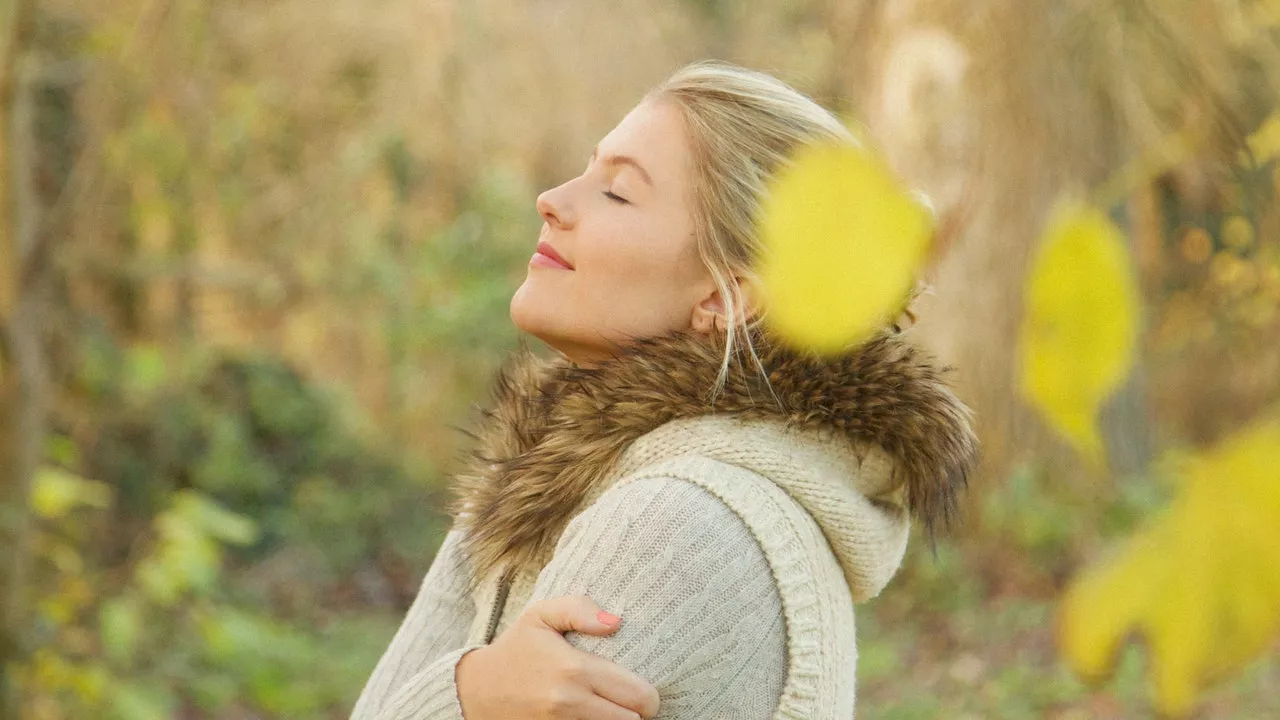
[579,651,661,718]
[527,595,623,636]
[574,694,643,720]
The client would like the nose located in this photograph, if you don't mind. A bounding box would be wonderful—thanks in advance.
[536,181,574,229]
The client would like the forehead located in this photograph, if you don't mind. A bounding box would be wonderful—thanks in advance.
[597,100,691,186]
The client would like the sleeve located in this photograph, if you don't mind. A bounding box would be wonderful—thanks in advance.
[349,527,481,720]
[521,476,788,719]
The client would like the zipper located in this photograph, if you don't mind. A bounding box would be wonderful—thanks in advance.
[482,569,513,644]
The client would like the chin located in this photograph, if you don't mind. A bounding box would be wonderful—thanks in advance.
[510,287,607,364]
[509,280,542,335]
[511,283,565,345]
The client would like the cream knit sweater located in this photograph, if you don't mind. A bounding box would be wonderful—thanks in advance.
[350,416,912,720]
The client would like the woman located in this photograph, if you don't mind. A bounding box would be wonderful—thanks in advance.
[351,60,977,720]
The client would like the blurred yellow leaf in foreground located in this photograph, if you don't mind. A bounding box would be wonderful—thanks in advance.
[1018,202,1139,462]
[1059,415,1280,716]
[1245,111,1280,164]
[757,142,933,354]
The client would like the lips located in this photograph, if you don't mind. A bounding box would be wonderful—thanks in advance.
[534,241,574,270]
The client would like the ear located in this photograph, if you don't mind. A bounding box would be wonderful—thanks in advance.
[690,276,758,334]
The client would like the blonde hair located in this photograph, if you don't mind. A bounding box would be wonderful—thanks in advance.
[647,60,924,398]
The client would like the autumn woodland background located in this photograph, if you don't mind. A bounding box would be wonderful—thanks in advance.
[2,1,1279,718]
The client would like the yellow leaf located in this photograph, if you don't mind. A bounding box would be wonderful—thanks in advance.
[31,467,113,520]
[1245,111,1280,164]
[1221,216,1254,251]
[1059,415,1280,716]
[1018,201,1139,462]
[757,142,933,354]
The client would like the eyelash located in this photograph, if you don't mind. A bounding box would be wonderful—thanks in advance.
[583,160,629,204]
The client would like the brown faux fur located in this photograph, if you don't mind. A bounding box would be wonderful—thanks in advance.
[450,327,979,590]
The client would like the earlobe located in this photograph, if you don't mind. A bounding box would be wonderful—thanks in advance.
[691,290,726,334]
[692,311,727,334]
[690,306,716,333]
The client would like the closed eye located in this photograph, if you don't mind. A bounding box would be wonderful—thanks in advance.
[603,190,630,204]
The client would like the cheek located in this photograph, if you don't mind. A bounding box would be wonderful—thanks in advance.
[581,231,703,330]
[587,225,694,295]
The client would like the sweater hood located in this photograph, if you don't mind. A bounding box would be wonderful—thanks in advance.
[451,327,979,595]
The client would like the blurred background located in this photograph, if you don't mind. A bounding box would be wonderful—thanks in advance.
[1,1,1278,718]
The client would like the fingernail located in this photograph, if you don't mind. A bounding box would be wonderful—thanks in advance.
[597,610,621,626]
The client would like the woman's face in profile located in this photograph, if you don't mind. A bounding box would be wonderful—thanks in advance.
[510,99,716,365]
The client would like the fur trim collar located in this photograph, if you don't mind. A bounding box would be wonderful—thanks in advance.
[451,328,978,589]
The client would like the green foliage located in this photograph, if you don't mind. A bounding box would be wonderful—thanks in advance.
[891,537,984,616]
[135,490,259,605]
[193,608,397,714]
[110,682,176,720]
[23,337,451,717]
[80,340,449,575]
[98,596,141,664]
[981,462,1080,566]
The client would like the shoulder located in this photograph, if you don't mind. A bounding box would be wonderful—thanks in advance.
[557,474,762,560]
[537,474,783,645]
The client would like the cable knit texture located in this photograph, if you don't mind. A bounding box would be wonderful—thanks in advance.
[350,327,978,719]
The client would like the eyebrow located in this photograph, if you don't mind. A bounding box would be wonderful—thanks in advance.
[591,146,653,187]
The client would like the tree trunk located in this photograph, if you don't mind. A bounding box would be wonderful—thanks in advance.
[0,1,43,715]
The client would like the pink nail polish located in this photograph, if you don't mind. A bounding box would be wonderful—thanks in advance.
[597,610,621,626]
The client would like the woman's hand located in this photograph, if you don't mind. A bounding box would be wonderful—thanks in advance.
[455,595,660,719]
